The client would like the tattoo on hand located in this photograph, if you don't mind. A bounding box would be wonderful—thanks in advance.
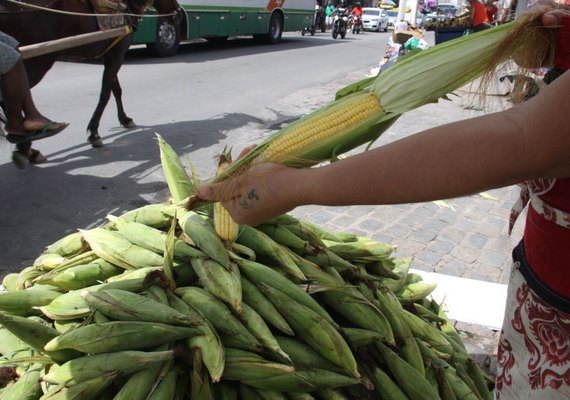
[239,188,259,210]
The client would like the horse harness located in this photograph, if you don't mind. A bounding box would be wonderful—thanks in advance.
[0,0,144,57]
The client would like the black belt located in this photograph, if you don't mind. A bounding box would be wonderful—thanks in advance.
[513,241,570,314]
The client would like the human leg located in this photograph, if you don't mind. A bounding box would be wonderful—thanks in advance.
[0,33,67,136]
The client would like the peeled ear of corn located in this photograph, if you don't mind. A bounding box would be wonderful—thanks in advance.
[213,150,239,242]
[188,21,525,205]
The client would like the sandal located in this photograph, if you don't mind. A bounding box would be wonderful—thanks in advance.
[6,121,69,144]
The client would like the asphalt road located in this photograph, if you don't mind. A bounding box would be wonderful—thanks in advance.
[1,29,393,275]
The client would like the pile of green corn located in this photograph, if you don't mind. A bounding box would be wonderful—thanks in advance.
[0,137,494,400]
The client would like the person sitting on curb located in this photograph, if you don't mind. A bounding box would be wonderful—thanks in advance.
[1,31,68,167]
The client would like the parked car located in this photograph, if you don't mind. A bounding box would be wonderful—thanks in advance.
[426,3,461,22]
[385,9,399,30]
[362,7,389,32]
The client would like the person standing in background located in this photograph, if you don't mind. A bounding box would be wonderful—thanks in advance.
[486,0,499,24]
[325,1,335,30]
[467,0,492,31]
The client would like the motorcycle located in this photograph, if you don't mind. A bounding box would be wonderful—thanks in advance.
[351,14,362,34]
[332,8,349,39]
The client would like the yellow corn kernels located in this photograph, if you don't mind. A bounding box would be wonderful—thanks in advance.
[257,93,382,164]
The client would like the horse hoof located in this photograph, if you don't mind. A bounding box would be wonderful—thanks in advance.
[12,151,29,170]
[123,121,136,129]
[89,136,104,148]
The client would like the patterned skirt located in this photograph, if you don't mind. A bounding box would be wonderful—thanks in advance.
[495,242,570,399]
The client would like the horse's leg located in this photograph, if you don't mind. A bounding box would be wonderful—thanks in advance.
[86,38,138,148]
[112,78,135,129]
[86,50,126,147]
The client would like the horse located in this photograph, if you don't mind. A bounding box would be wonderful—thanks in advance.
[0,0,181,147]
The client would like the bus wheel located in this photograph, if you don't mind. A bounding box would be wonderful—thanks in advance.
[258,13,283,44]
[147,17,180,57]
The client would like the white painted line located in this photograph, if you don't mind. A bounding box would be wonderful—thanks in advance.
[410,269,508,330]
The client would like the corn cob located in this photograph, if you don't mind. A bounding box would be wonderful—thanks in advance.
[42,350,174,385]
[241,368,359,393]
[213,151,239,242]
[0,290,61,317]
[232,256,334,326]
[190,257,242,313]
[240,276,293,336]
[0,363,42,400]
[274,336,347,375]
[157,132,195,203]
[176,286,262,353]
[32,254,67,271]
[39,277,145,320]
[43,231,88,258]
[44,321,199,354]
[256,223,318,255]
[237,302,290,361]
[222,348,295,381]
[236,225,306,281]
[80,228,163,270]
[36,259,123,291]
[106,266,162,282]
[53,319,82,334]
[166,291,225,383]
[0,324,28,360]
[81,289,204,329]
[39,251,99,277]
[466,358,494,400]
[399,308,455,356]
[108,216,204,261]
[374,288,425,375]
[119,203,175,229]
[301,220,357,243]
[437,363,481,400]
[325,238,395,260]
[147,366,178,400]
[190,349,215,400]
[370,366,409,400]
[258,283,358,379]
[343,327,383,348]
[144,283,169,304]
[112,361,165,400]
[39,371,119,400]
[0,312,82,364]
[178,211,231,270]
[1,273,19,292]
[268,217,327,248]
[374,341,441,400]
[381,258,412,293]
[318,267,395,345]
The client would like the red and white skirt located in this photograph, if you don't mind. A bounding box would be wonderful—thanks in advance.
[495,243,570,399]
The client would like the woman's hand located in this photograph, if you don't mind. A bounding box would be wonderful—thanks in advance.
[197,161,305,226]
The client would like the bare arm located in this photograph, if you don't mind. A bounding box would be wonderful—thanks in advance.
[198,70,570,226]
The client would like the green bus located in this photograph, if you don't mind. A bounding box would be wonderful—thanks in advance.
[133,0,316,56]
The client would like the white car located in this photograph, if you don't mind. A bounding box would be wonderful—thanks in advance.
[384,9,400,30]
[362,7,389,32]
